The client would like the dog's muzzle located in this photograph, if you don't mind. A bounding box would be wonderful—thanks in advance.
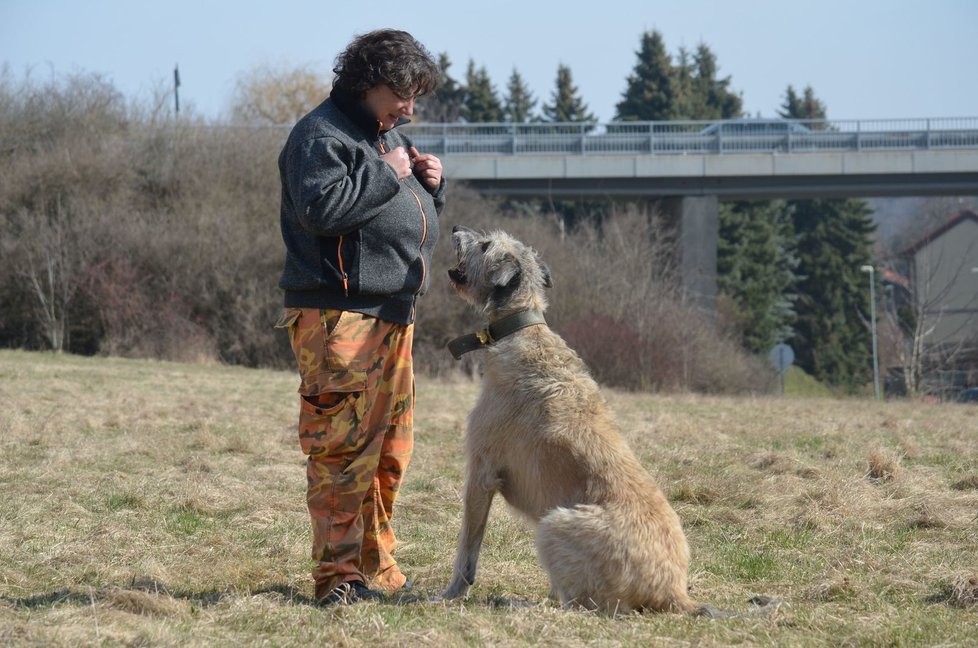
[448,264,467,285]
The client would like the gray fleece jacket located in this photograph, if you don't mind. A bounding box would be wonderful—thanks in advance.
[278,87,444,324]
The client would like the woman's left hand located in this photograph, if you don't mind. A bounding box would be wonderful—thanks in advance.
[409,146,443,191]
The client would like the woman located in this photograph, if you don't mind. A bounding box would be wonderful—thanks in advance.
[276,28,444,605]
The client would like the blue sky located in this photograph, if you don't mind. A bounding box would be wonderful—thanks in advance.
[2,0,976,123]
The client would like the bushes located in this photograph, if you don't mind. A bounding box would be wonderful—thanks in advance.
[0,69,289,365]
[0,70,775,394]
[424,193,775,393]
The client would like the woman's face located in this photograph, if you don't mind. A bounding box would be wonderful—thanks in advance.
[363,84,416,131]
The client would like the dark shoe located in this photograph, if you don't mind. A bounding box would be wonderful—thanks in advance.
[318,580,383,606]
[350,580,384,601]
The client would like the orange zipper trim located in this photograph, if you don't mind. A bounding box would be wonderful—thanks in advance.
[407,187,428,321]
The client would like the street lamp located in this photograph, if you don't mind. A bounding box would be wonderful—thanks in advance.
[861,265,880,400]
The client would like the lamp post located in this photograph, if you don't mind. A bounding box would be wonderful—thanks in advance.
[861,265,880,400]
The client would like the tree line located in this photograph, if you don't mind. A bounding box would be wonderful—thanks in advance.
[0,63,777,394]
[2,27,927,395]
[399,29,879,393]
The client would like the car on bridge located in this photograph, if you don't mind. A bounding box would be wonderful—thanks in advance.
[697,118,812,152]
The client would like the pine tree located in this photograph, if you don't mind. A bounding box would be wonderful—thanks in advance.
[503,68,537,123]
[779,86,876,390]
[691,43,742,119]
[778,84,826,128]
[615,30,674,121]
[717,201,799,353]
[791,200,876,391]
[542,64,595,123]
[460,59,503,123]
[671,47,697,120]
[416,52,463,122]
[779,85,804,121]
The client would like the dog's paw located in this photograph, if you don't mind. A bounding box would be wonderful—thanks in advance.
[437,585,469,601]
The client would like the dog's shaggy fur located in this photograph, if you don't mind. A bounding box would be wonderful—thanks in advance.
[441,226,696,614]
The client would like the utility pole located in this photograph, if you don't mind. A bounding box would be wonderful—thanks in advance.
[861,265,880,400]
[174,64,181,116]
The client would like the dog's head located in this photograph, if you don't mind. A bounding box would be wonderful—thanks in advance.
[448,225,553,316]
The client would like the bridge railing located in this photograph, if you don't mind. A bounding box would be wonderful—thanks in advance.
[400,118,978,156]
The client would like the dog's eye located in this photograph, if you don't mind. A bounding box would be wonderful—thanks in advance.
[480,241,491,252]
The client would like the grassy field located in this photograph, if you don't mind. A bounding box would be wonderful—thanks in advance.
[1,349,977,647]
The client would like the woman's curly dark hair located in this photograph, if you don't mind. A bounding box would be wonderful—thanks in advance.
[333,29,440,99]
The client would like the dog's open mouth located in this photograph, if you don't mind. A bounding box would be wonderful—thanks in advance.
[448,262,467,286]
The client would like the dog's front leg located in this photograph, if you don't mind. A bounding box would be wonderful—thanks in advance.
[441,470,497,600]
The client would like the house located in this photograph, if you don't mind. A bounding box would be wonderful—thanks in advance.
[901,210,978,349]
[891,210,978,395]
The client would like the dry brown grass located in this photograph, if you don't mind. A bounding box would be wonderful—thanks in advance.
[2,349,978,646]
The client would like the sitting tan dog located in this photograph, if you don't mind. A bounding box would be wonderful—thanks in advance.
[441,225,699,614]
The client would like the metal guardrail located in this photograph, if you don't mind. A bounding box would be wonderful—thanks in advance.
[400,118,978,156]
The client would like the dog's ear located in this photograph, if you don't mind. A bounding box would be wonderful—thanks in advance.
[488,253,521,288]
[536,255,554,289]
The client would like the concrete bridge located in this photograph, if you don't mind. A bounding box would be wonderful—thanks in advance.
[403,117,978,312]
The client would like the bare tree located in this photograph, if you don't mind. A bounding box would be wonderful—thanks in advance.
[882,232,978,398]
[16,200,91,352]
[230,64,330,126]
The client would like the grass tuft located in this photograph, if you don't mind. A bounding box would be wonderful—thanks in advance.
[804,574,858,602]
[866,448,902,481]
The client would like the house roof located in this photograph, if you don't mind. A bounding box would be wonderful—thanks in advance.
[902,209,978,256]
[881,268,910,290]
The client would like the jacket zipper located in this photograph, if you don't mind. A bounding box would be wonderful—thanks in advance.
[377,128,428,320]
[406,186,428,322]
[333,125,385,299]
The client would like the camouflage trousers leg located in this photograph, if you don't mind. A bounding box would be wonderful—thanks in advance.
[277,307,414,597]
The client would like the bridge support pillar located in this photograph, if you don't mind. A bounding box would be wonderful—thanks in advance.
[661,195,718,318]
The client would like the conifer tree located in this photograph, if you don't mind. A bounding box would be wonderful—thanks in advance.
[717,201,799,353]
[780,86,876,390]
[615,30,674,121]
[778,84,826,125]
[671,47,698,120]
[503,68,537,123]
[779,86,804,122]
[460,59,503,123]
[691,43,742,119]
[416,52,463,122]
[790,199,876,390]
[542,64,595,123]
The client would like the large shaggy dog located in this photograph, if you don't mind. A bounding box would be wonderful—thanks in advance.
[441,225,698,614]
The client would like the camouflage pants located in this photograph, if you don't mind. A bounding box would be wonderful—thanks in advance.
[278,307,414,597]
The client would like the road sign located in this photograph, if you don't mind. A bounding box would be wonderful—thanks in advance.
[768,343,794,373]
[768,343,794,396]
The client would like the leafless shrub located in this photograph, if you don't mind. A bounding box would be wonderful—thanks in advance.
[230,63,331,126]
[0,68,780,392]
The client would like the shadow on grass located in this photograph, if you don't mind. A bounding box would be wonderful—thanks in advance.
[0,578,317,610]
[1,579,543,611]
